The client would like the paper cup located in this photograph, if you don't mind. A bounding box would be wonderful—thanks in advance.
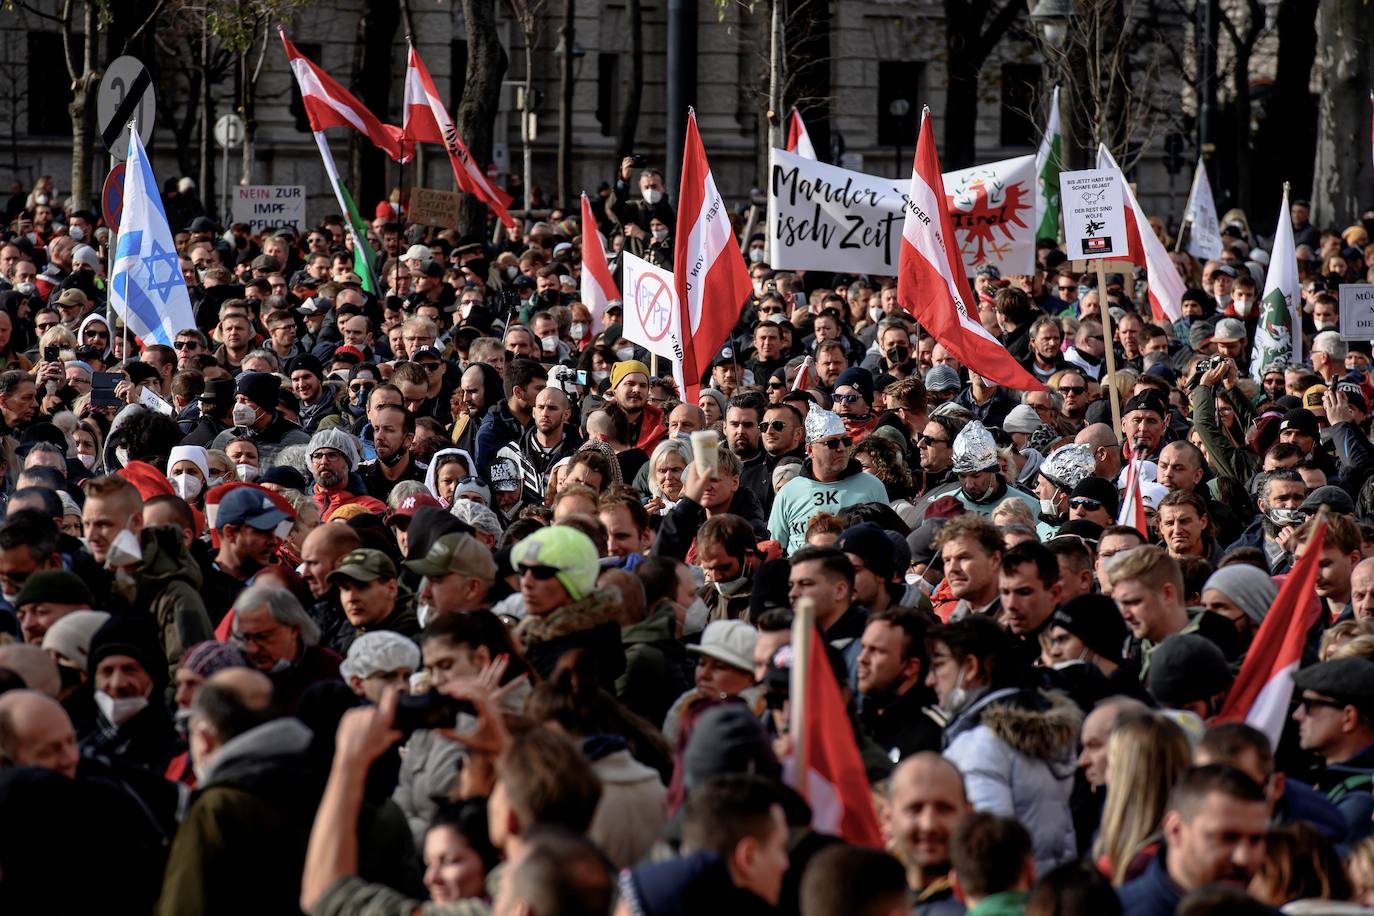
[690,429,719,476]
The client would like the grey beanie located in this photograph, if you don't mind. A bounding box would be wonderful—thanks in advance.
[308,427,361,472]
[1202,564,1278,625]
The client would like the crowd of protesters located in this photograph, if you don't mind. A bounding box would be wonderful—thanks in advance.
[4,164,1374,916]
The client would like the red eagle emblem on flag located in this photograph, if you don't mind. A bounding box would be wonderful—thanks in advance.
[945,172,1032,265]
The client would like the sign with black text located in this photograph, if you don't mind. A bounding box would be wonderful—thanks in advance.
[1339,284,1374,340]
[231,185,306,234]
[1059,169,1128,260]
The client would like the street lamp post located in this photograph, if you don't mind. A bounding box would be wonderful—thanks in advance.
[554,28,585,209]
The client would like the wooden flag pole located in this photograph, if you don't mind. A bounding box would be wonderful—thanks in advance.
[789,597,815,802]
[1095,260,1122,443]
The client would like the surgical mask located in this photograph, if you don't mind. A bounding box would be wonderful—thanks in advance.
[460,300,475,320]
[570,322,588,339]
[35,194,48,205]
[1232,298,1254,318]
[753,280,766,296]
[69,226,84,242]
[95,690,148,727]
[885,345,909,366]
[651,228,669,243]
[378,444,406,467]
[749,247,766,263]
[78,453,96,470]
[206,474,226,489]
[266,657,292,674]
[174,707,193,739]
[114,446,129,467]
[14,281,35,297]
[417,602,434,629]
[615,346,635,361]
[714,574,750,597]
[505,265,519,280]
[235,462,259,482]
[1316,320,1338,332]
[941,667,972,717]
[681,596,710,636]
[1267,507,1305,528]
[643,188,664,206]
[171,473,203,500]
[1040,497,1060,517]
[868,306,884,324]
[231,402,258,427]
[539,334,559,354]
[591,369,609,384]
[197,268,208,284]
[1217,292,1232,307]
[107,527,143,569]
[1077,284,1091,300]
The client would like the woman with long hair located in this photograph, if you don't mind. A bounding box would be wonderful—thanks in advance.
[1094,711,1192,885]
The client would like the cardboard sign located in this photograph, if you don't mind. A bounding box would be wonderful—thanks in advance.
[767,149,1036,277]
[1340,284,1374,340]
[621,252,685,394]
[231,185,306,234]
[1059,169,1128,260]
[408,187,462,229]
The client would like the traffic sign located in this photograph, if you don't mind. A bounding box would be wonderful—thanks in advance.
[97,56,156,160]
[101,162,127,226]
[214,113,245,149]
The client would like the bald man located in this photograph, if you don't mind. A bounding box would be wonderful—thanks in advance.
[0,689,79,778]
[0,643,61,697]
[888,752,972,907]
[1075,423,1122,481]
[300,523,362,601]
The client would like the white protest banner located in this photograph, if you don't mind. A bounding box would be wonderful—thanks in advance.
[1059,169,1128,260]
[1340,284,1374,340]
[768,149,1036,277]
[621,252,685,394]
[232,185,306,234]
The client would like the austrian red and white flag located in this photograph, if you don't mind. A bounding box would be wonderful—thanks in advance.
[280,30,403,161]
[1096,145,1186,324]
[897,110,1043,392]
[791,355,816,391]
[1117,454,1148,537]
[402,42,516,229]
[786,630,883,847]
[786,108,817,160]
[1216,520,1326,747]
[674,110,752,403]
[580,193,619,334]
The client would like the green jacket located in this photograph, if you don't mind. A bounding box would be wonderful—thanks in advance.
[967,890,1028,916]
[121,525,213,683]
[615,603,692,726]
[1190,382,1259,485]
[311,865,503,916]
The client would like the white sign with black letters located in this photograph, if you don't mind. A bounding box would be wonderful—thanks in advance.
[1059,168,1128,260]
[1339,284,1374,340]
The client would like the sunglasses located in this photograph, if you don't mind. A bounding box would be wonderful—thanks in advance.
[832,393,862,405]
[1069,497,1102,511]
[760,420,790,433]
[1297,695,1348,713]
[917,434,950,446]
[87,331,109,339]
[816,438,847,451]
[349,383,375,393]
[519,564,562,580]
[174,340,200,350]
[419,362,443,373]
[766,381,785,390]
[1057,285,1076,292]
[1058,385,1086,395]
[36,322,57,332]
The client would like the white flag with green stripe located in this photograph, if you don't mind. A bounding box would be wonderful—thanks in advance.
[1034,86,1062,243]
[1251,185,1300,379]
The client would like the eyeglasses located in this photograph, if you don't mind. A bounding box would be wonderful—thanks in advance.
[349,383,375,393]
[86,331,109,339]
[1069,497,1102,511]
[816,438,847,451]
[419,362,443,373]
[1058,385,1086,395]
[519,564,562,580]
[760,420,791,433]
[311,450,346,463]
[1296,695,1348,713]
[917,434,950,446]
[832,392,862,405]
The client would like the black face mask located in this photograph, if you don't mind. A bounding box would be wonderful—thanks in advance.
[885,345,910,366]
[378,443,408,467]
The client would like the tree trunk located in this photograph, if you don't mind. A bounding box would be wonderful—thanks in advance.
[1230,46,1252,215]
[1255,0,1317,206]
[557,0,574,208]
[457,0,509,234]
[353,0,401,213]
[615,0,643,158]
[791,0,831,162]
[943,7,980,169]
[1311,0,1374,227]
[67,0,96,211]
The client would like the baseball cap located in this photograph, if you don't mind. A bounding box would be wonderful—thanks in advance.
[327,548,398,585]
[403,532,498,583]
[216,488,290,530]
[387,493,442,528]
[489,459,521,493]
[687,620,757,673]
[1212,318,1247,342]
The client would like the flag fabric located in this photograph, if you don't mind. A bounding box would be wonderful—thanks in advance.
[402,42,516,229]
[1096,145,1186,325]
[1183,159,1223,261]
[311,132,379,295]
[673,109,753,404]
[1117,454,1148,537]
[791,355,816,391]
[580,193,619,334]
[280,30,403,161]
[786,108,817,160]
[1216,520,1326,747]
[109,121,197,347]
[1251,186,1301,378]
[789,630,884,847]
[1034,86,1062,242]
[897,110,1044,392]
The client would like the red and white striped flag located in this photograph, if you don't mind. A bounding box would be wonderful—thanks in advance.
[1117,453,1148,537]
[580,193,619,334]
[791,355,816,391]
[786,108,817,160]
[280,31,403,161]
[402,42,516,229]
[1097,145,1185,324]
[897,110,1043,392]
[674,110,753,404]
[1215,519,1326,747]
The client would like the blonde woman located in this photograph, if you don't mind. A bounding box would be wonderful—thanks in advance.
[644,438,691,515]
[992,496,1037,531]
[1094,711,1192,885]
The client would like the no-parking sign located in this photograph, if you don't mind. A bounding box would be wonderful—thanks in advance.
[622,252,683,366]
[101,162,127,226]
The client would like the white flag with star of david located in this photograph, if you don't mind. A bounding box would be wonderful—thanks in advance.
[110,120,197,347]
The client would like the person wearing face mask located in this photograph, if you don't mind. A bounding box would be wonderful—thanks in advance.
[608,157,676,243]
[644,216,674,269]
[1033,443,1096,535]
[914,420,1041,525]
[166,444,211,507]
[927,615,1082,876]
[359,402,426,501]
[210,371,310,467]
[78,615,181,773]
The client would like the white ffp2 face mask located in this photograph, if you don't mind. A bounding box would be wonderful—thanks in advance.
[231,403,257,427]
[171,474,203,500]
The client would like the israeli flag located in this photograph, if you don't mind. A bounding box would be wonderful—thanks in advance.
[110,121,196,347]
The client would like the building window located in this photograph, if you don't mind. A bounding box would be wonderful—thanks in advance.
[596,53,619,138]
[877,61,921,148]
[28,33,77,136]
[288,41,324,134]
[451,40,469,114]
[1000,63,1041,148]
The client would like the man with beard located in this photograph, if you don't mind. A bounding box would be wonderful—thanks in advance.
[725,394,771,511]
[475,358,547,474]
[914,420,1040,524]
[1020,315,1071,383]
[856,608,943,761]
[1054,369,1091,432]
[1225,469,1306,573]
[307,428,383,519]
[866,319,920,380]
[915,415,962,497]
[229,582,343,714]
[358,404,426,502]
[451,362,501,457]
[608,359,667,450]
[287,354,341,434]
[497,385,582,503]
[201,489,289,625]
[888,753,972,912]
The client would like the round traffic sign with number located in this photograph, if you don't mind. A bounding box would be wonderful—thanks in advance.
[97,56,156,160]
[101,162,127,226]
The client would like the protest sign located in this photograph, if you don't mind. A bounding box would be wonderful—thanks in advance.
[1340,284,1374,340]
[1059,169,1127,260]
[408,187,463,229]
[621,252,685,393]
[767,149,1035,277]
[231,185,306,234]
